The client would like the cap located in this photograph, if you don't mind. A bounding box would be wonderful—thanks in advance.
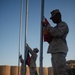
[34,48,39,53]
[50,9,60,19]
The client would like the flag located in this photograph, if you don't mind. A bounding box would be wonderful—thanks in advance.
[26,50,30,66]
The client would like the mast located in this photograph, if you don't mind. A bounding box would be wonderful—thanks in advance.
[18,0,23,75]
[40,0,44,75]
[23,0,29,75]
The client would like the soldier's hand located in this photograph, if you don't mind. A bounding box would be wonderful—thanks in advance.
[26,43,30,49]
[42,22,48,27]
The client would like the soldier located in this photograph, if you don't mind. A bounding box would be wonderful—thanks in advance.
[42,9,69,75]
[19,55,24,75]
[26,44,39,75]
[19,44,39,75]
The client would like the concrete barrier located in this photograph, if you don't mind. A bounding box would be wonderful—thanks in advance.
[0,65,54,75]
[10,66,18,75]
[0,65,10,75]
[48,67,53,75]
[43,67,48,75]
[36,67,39,75]
[26,67,30,75]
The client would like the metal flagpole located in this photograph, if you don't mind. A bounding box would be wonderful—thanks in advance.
[23,0,29,75]
[40,0,44,75]
[18,0,23,75]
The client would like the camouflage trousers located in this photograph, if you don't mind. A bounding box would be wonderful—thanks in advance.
[51,53,68,75]
[30,67,36,75]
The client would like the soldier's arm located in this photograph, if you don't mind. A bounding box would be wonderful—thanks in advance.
[26,44,35,56]
[46,22,69,37]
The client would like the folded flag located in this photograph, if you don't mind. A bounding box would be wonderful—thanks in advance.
[42,17,53,43]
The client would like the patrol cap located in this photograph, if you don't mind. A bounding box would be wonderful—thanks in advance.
[34,48,39,53]
[50,9,60,19]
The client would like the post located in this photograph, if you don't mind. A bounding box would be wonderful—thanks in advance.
[23,0,29,75]
[40,0,44,75]
[18,0,23,75]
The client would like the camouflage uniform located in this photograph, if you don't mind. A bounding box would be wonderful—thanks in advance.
[47,21,69,75]
[26,46,38,75]
[30,52,37,75]
[19,57,24,75]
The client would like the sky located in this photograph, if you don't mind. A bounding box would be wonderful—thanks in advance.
[0,0,75,67]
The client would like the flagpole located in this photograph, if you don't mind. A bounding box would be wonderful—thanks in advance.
[40,0,44,75]
[18,0,23,75]
[23,0,29,75]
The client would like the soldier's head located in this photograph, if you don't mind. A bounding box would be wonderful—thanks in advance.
[33,48,39,53]
[19,55,22,59]
[50,9,62,24]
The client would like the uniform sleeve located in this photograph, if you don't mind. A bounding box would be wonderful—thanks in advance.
[26,46,36,56]
[47,22,69,37]
[26,46,33,54]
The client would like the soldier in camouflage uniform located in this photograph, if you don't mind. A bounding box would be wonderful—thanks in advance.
[19,44,39,75]
[19,55,24,75]
[43,9,69,75]
[26,44,39,75]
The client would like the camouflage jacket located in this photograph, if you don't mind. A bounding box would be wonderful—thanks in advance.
[47,21,69,53]
[26,46,37,67]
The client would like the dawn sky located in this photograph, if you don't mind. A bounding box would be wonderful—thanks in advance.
[0,0,75,67]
